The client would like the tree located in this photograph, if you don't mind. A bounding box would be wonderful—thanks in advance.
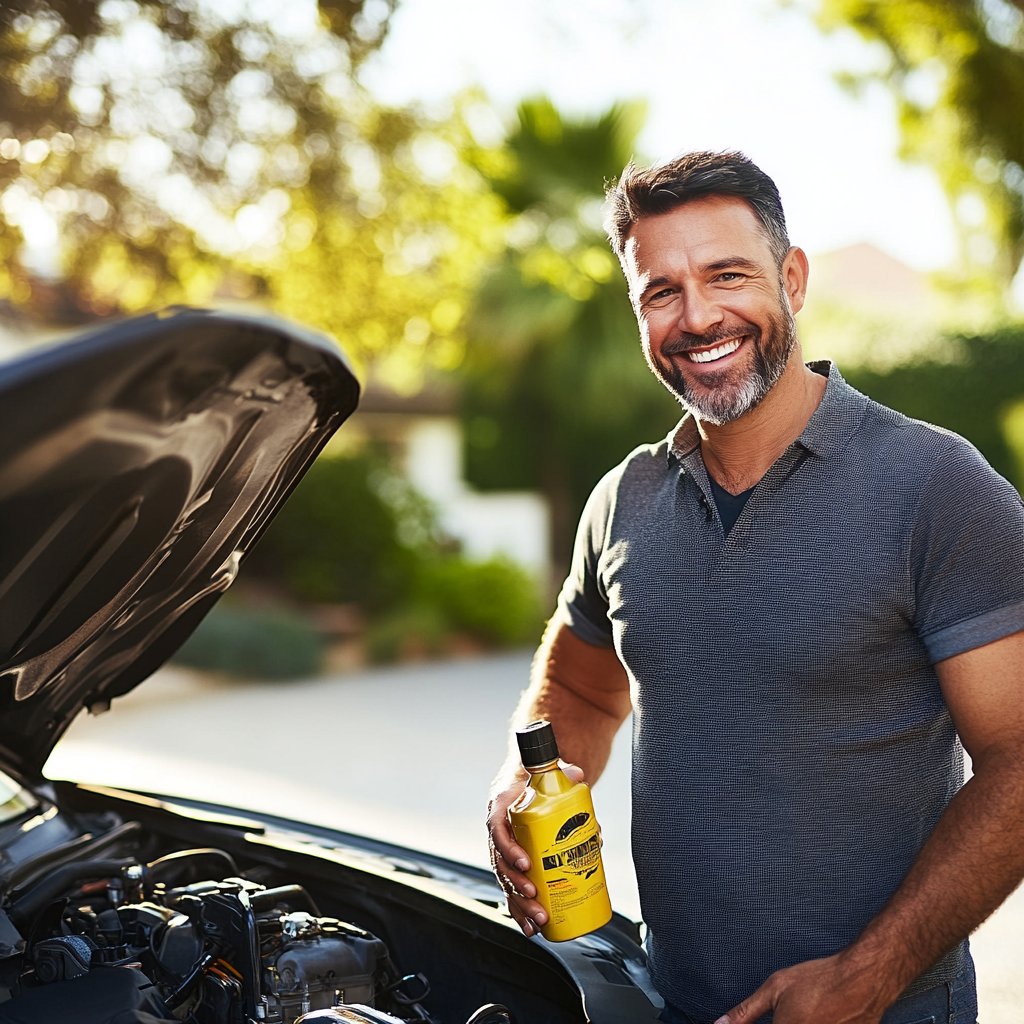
[815,0,1024,293]
[461,98,680,568]
[0,1,504,381]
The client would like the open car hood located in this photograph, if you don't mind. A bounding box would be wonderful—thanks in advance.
[0,307,359,777]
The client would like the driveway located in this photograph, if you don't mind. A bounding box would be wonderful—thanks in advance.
[46,652,1023,1022]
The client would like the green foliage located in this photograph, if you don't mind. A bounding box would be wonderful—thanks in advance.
[816,0,1024,290]
[416,556,544,646]
[843,325,1024,487]
[245,450,430,611]
[0,0,392,306]
[0,3,505,384]
[364,604,450,664]
[366,556,545,663]
[245,452,544,664]
[483,97,647,219]
[172,605,325,680]
[463,98,680,566]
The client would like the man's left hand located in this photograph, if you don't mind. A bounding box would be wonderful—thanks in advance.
[715,952,892,1024]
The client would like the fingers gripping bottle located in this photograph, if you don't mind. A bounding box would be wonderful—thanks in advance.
[508,720,613,941]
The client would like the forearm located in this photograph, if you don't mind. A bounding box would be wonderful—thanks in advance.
[841,748,1024,1000]
[495,620,631,789]
[487,621,630,936]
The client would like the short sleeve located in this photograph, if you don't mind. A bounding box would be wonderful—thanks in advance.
[551,470,617,647]
[912,438,1024,663]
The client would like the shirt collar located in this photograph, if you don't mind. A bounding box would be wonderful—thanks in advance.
[665,360,868,465]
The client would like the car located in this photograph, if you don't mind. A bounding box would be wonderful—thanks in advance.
[0,308,663,1024]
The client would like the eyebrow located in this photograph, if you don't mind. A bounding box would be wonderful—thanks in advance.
[700,256,763,274]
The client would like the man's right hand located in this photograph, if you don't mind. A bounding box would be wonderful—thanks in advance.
[487,762,585,937]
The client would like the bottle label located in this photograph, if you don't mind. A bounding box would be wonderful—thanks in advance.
[540,812,606,922]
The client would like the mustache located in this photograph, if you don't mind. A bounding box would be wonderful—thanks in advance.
[661,323,760,356]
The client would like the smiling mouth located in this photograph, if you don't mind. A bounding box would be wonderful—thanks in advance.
[685,338,744,364]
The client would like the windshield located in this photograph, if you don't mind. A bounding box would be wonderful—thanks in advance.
[0,770,37,825]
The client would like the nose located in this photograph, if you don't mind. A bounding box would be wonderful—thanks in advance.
[675,286,724,337]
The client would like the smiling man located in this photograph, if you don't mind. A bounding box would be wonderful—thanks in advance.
[487,152,1024,1024]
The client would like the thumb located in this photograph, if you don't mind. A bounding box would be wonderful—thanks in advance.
[558,760,586,783]
[715,985,773,1024]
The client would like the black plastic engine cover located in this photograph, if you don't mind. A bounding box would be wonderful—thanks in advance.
[0,965,174,1023]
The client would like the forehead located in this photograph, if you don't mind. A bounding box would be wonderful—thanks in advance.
[624,196,771,276]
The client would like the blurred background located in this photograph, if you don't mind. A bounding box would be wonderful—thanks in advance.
[1,0,1022,1018]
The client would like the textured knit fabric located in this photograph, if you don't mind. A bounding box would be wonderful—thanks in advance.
[554,363,1024,1024]
[708,477,755,538]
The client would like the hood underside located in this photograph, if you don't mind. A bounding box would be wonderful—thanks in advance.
[0,307,359,776]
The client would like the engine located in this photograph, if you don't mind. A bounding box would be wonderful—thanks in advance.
[0,847,512,1024]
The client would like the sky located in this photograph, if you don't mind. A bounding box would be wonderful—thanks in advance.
[361,0,959,273]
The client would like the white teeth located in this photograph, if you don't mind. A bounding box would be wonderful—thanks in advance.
[686,338,742,364]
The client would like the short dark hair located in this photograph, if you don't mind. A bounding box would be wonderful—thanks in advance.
[604,150,790,268]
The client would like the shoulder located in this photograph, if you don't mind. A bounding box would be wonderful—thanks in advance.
[852,392,1020,510]
[600,436,676,492]
[578,435,678,529]
[847,386,998,477]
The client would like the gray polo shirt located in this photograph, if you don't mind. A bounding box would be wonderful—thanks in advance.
[555,362,1024,1023]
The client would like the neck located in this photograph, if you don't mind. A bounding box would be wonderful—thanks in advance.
[697,346,827,494]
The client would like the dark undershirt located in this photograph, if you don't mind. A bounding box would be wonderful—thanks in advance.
[708,477,755,537]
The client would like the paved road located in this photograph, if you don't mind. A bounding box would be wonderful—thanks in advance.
[47,653,1023,1022]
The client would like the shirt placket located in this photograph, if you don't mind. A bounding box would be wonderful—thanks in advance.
[678,451,725,543]
[725,444,810,553]
[680,444,810,554]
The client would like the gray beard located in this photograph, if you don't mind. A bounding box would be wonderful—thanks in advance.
[648,302,797,426]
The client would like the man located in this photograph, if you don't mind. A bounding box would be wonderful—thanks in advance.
[486,151,1024,1024]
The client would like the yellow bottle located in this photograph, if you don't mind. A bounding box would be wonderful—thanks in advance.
[508,720,613,942]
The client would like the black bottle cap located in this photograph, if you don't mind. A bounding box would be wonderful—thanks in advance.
[516,720,560,768]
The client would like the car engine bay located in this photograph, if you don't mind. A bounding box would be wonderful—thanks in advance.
[0,312,661,1024]
[0,824,515,1024]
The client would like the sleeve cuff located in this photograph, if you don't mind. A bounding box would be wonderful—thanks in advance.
[922,599,1024,663]
[550,603,615,648]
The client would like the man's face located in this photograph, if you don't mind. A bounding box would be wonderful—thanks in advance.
[623,196,800,425]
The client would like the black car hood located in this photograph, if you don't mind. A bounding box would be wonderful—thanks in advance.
[0,307,359,777]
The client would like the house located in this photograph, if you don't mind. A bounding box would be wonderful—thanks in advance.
[342,382,551,578]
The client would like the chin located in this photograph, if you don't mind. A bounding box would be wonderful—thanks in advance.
[658,366,765,426]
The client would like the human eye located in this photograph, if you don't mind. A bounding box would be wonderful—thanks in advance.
[642,287,675,306]
[715,271,746,283]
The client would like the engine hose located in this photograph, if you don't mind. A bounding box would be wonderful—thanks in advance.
[8,858,135,928]
[248,884,320,916]
[2,821,141,894]
[146,848,238,882]
[164,952,215,1011]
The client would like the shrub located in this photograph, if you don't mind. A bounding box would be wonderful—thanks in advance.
[416,556,545,646]
[365,604,451,664]
[245,451,434,611]
[172,605,325,680]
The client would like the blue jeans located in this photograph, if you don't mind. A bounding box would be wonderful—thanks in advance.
[659,948,977,1024]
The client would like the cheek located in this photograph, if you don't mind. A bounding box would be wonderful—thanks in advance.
[636,314,656,354]
[640,310,672,347]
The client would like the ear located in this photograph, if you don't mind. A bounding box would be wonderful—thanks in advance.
[781,246,809,316]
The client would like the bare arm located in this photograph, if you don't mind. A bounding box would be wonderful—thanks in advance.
[722,630,1024,1024]
[487,620,631,936]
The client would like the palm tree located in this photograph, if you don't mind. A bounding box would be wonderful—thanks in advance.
[461,98,680,571]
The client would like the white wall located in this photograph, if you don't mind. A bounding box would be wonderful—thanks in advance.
[402,417,550,574]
